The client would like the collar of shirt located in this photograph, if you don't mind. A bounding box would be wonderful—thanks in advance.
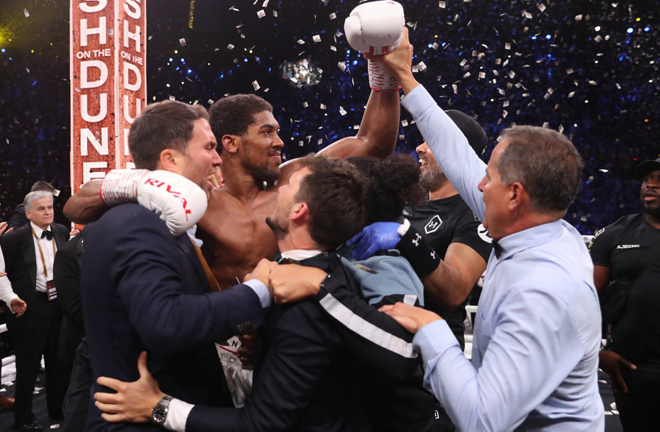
[186,225,203,248]
[30,222,52,239]
[495,219,563,262]
[281,249,324,261]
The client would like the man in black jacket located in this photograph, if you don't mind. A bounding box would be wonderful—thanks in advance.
[1,191,70,430]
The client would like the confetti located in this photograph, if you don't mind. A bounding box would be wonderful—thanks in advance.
[252,81,260,91]
[24,9,29,17]
[257,10,266,19]
[179,38,186,46]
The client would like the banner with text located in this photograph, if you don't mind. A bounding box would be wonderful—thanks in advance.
[70,0,146,193]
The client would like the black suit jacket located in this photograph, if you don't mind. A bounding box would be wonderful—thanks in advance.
[53,234,85,366]
[81,204,266,432]
[187,253,439,432]
[0,222,68,327]
[187,254,372,432]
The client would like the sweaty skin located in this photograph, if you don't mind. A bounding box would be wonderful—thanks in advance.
[65,91,400,289]
[200,91,399,288]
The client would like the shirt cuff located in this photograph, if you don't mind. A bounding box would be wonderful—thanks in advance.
[0,291,19,311]
[413,319,460,363]
[401,84,436,119]
[163,398,194,432]
[243,279,272,308]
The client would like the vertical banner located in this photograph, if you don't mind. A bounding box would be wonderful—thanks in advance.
[70,0,146,195]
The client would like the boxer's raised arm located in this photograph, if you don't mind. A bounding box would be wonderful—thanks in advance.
[319,89,400,161]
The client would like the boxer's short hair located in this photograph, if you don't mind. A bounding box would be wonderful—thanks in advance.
[208,94,273,154]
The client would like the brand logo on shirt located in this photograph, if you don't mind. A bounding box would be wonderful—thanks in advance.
[593,227,605,239]
[424,215,443,234]
[478,224,492,243]
[616,244,641,249]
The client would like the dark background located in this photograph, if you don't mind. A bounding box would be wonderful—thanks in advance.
[0,0,659,233]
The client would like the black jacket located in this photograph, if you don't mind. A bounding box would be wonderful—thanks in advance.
[187,253,438,432]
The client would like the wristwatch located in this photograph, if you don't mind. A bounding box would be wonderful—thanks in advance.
[152,395,173,426]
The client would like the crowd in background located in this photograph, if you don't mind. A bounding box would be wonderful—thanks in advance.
[1,0,658,231]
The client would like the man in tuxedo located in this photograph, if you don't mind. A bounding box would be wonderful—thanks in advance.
[79,100,272,432]
[1,191,70,430]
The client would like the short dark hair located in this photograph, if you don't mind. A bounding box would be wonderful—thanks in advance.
[129,101,210,170]
[296,156,369,250]
[31,181,55,193]
[208,94,273,154]
[498,126,584,214]
[347,155,426,224]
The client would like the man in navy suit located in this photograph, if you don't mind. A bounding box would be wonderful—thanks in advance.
[80,100,272,432]
[1,191,70,430]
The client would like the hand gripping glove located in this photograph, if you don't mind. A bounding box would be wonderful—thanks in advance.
[100,169,208,236]
[344,1,405,91]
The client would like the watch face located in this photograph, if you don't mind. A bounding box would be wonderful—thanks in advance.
[153,405,167,424]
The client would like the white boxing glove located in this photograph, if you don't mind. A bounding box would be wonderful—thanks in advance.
[344,1,405,91]
[101,169,208,236]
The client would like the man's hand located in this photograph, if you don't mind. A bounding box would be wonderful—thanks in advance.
[380,302,442,334]
[69,228,81,238]
[0,221,7,236]
[269,264,327,305]
[238,331,257,365]
[347,222,402,260]
[10,298,27,317]
[599,350,636,393]
[94,352,165,423]
[365,28,418,95]
[245,259,278,287]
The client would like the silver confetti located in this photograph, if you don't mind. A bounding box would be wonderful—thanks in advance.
[257,10,266,19]
[252,81,260,91]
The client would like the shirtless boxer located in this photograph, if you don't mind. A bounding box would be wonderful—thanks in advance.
[65,1,405,289]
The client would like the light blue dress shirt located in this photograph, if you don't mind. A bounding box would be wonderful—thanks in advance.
[402,85,604,431]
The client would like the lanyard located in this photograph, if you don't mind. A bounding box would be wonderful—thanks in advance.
[31,227,57,279]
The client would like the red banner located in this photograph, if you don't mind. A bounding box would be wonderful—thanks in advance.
[70,0,146,194]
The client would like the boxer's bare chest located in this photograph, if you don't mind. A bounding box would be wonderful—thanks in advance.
[197,190,278,289]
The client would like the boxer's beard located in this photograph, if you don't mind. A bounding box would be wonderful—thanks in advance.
[248,165,280,186]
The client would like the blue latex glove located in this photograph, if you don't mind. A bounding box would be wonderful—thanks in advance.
[347,222,402,260]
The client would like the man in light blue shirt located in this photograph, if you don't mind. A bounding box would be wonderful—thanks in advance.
[374,30,604,431]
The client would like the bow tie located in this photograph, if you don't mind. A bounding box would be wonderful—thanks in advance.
[493,240,503,259]
[278,257,299,265]
[41,230,53,241]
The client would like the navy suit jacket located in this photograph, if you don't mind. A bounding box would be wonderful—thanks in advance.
[81,204,265,432]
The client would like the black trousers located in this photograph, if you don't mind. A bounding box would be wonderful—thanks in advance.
[614,366,660,431]
[11,293,68,425]
[62,338,92,432]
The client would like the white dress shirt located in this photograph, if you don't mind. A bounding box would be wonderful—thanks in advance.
[30,222,57,292]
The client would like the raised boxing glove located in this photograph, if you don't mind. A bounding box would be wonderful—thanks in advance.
[101,169,208,236]
[344,1,405,91]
